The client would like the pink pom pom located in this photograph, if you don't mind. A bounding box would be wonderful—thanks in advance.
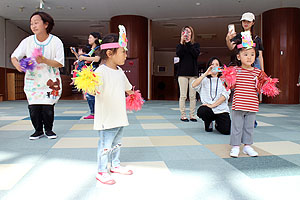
[32,48,43,58]
[261,77,280,97]
[220,65,237,90]
[126,89,144,111]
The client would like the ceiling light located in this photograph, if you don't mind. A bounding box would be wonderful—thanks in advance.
[81,7,86,11]
[39,0,44,9]
[196,2,200,6]
[19,6,24,12]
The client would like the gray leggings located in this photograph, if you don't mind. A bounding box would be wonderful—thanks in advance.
[230,110,256,146]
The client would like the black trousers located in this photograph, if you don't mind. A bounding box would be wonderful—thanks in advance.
[197,105,231,135]
[28,105,54,132]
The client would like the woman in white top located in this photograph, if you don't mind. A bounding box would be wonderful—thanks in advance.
[192,57,231,135]
[11,12,64,140]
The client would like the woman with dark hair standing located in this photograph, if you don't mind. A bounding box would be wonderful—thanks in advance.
[11,12,64,140]
[72,32,101,119]
[176,26,200,122]
[192,57,231,134]
[226,12,264,71]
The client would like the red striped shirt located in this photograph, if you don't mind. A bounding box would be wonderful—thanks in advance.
[232,66,261,112]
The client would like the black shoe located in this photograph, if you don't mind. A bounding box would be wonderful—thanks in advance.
[29,131,44,140]
[204,121,213,132]
[190,118,197,122]
[45,131,57,139]
[180,117,189,122]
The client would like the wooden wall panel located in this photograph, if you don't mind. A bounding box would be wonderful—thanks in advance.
[0,67,72,100]
[0,67,21,101]
[152,76,179,100]
[263,8,300,104]
[61,75,72,98]
[110,15,148,99]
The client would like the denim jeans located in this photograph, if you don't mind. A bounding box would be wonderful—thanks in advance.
[86,93,95,115]
[253,57,261,70]
[97,127,124,172]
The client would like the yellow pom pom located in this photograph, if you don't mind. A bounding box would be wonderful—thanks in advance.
[73,65,102,94]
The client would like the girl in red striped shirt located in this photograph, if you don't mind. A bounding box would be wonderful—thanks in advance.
[229,32,261,158]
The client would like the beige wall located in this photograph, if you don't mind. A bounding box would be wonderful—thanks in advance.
[153,51,176,76]
[5,21,29,69]
[0,18,29,69]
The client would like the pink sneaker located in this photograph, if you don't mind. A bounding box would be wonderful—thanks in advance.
[110,166,133,175]
[96,172,116,185]
[84,115,94,119]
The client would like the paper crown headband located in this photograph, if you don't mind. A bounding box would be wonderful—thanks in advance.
[100,25,128,50]
[237,31,256,49]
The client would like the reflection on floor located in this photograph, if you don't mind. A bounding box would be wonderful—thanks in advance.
[1,100,300,200]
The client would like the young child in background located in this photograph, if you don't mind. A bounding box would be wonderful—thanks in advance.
[70,46,90,85]
[93,25,134,185]
[229,32,261,158]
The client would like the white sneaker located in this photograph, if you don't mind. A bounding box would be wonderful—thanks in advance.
[96,172,116,185]
[243,146,258,157]
[230,146,240,158]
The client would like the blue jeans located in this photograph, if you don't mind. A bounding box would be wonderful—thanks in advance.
[253,57,261,70]
[86,93,95,115]
[97,127,124,172]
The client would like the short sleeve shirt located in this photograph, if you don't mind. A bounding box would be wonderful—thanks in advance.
[94,64,132,130]
[11,34,64,105]
[232,66,261,112]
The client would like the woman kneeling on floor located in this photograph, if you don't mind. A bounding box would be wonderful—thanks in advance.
[192,57,231,135]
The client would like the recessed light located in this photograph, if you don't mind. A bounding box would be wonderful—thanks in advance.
[19,6,24,12]
[196,2,200,6]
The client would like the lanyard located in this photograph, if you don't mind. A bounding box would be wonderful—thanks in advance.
[209,77,219,101]
[88,46,100,57]
[34,34,53,56]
